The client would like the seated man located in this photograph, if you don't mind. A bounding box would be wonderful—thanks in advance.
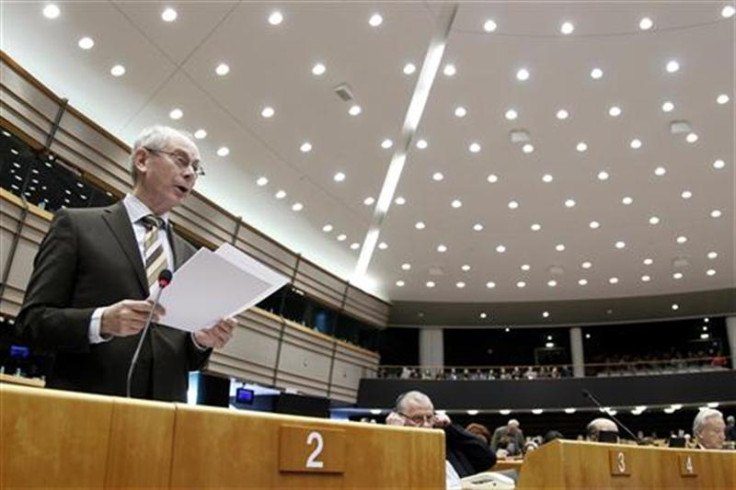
[386,390,496,486]
[491,419,525,456]
[693,408,725,450]
[586,418,620,443]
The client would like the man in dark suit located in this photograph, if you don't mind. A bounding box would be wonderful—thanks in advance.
[17,125,235,402]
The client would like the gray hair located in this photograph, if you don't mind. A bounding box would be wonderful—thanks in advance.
[129,125,194,182]
[693,408,723,436]
[508,419,520,427]
[395,390,433,412]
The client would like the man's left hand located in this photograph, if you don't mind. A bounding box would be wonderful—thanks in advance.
[194,317,237,349]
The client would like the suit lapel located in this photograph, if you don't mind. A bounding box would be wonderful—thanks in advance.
[168,223,190,270]
[102,202,148,294]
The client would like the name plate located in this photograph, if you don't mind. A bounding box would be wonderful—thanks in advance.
[279,425,346,474]
[609,449,631,476]
[678,454,697,477]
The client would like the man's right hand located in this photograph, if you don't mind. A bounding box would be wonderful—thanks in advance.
[100,300,165,337]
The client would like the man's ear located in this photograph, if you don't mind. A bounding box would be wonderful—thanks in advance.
[132,147,149,176]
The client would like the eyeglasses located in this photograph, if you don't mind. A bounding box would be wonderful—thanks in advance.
[398,412,435,425]
[144,147,205,176]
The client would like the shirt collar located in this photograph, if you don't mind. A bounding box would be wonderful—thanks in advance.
[123,194,170,227]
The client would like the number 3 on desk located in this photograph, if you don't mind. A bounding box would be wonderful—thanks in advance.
[306,431,324,468]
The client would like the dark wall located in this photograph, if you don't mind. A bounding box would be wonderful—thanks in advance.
[378,328,419,366]
[357,371,736,410]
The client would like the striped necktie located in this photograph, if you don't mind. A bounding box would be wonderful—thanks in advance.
[140,214,167,289]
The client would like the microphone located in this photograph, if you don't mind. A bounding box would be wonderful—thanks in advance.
[126,269,173,398]
[582,389,642,445]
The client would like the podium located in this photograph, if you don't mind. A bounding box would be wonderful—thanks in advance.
[518,439,735,489]
[0,384,444,489]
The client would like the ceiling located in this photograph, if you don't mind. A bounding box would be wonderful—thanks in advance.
[2,1,734,306]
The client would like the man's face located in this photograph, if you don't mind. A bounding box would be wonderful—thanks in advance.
[400,398,435,428]
[134,133,200,214]
[698,416,725,449]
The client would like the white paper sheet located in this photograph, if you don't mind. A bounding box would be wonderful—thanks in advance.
[149,244,289,332]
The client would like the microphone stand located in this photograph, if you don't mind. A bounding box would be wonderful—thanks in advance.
[583,389,643,445]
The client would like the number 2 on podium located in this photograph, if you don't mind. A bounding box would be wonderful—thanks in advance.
[306,431,324,469]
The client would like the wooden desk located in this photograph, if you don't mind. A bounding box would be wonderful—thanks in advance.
[493,458,523,472]
[0,384,444,489]
[518,439,736,489]
[0,373,45,388]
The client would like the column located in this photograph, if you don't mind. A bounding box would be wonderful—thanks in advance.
[419,328,444,375]
[569,327,585,378]
[727,316,736,370]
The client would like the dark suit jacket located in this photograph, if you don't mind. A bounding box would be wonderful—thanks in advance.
[16,201,210,401]
[445,424,497,477]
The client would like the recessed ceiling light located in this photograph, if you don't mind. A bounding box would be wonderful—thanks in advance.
[516,281,526,288]
[516,68,530,81]
[348,105,362,116]
[161,7,177,22]
[336,233,347,241]
[713,159,725,169]
[676,235,687,244]
[666,60,680,73]
[369,13,383,27]
[261,106,275,118]
[723,5,736,18]
[268,11,283,25]
[609,106,622,117]
[486,281,496,289]
[217,147,230,157]
[333,172,346,182]
[622,196,633,205]
[351,243,361,250]
[416,139,428,149]
[662,101,675,112]
[487,174,498,183]
[522,143,534,153]
[589,221,600,229]
[597,171,610,181]
[615,241,626,249]
[686,132,698,143]
[671,303,680,310]
[561,21,574,35]
[531,223,542,231]
[473,223,484,231]
[484,19,497,32]
[215,63,230,76]
[654,166,666,176]
[462,264,471,272]
[707,251,718,259]
[256,176,268,186]
[451,199,462,208]
[717,94,730,104]
[710,209,722,218]
[378,242,388,250]
[169,108,183,120]
[609,277,619,284]
[454,106,467,117]
[432,172,444,181]
[641,275,651,282]
[505,109,518,120]
[363,197,375,206]
[322,224,333,233]
[564,199,576,208]
[275,190,287,199]
[110,64,126,77]
[194,129,207,139]
[555,244,566,252]
[542,174,554,183]
[643,258,654,265]
[521,264,531,271]
[673,272,683,280]
[649,216,660,225]
[312,63,326,76]
[496,245,506,253]
[443,64,457,77]
[508,200,519,209]
[681,190,692,199]
[479,312,488,319]
[43,4,60,19]
[639,17,654,30]
[403,63,416,75]
[578,279,588,286]
[556,109,569,120]
[381,139,393,149]
[300,142,312,153]
[401,263,411,270]
[78,37,94,50]
[469,142,481,153]
[590,68,603,79]
[630,138,642,149]
[415,221,426,230]
[581,261,592,269]
[394,196,406,205]
[426,281,436,288]
[456,282,466,289]
[395,280,405,287]
[707,269,717,276]
[576,142,587,152]
[547,279,557,287]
